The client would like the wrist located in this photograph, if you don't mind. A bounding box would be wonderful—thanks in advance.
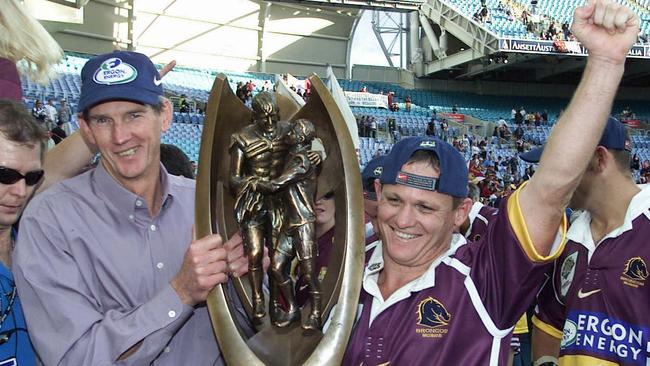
[170,278,195,306]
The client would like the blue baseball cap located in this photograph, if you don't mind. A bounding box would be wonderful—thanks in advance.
[380,136,469,198]
[520,116,631,163]
[78,51,163,112]
[362,155,385,200]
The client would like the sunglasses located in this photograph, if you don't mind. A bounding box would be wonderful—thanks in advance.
[0,166,44,186]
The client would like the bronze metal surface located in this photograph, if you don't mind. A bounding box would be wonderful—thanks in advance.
[195,74,364,365]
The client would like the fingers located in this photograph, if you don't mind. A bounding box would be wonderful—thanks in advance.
[159,60,177,78]
[590,0,637,33]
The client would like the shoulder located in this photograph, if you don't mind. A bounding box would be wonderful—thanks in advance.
[167,173,196,197]
[24,170,94,218]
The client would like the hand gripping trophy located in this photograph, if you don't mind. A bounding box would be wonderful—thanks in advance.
[230,92,322,329]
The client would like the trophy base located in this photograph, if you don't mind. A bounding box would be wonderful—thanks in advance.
[247,323,323,366]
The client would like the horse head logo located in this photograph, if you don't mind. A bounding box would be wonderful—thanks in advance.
[417,297,451,328]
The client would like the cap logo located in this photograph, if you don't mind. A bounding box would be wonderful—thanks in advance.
[93,58,138,85]
[396,171,438,191]
[420,140,436,148]
[373,166,383,176]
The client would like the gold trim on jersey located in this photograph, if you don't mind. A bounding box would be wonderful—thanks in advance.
[507,181,568,263]
[559,354,619,365]
[531,315,563,339]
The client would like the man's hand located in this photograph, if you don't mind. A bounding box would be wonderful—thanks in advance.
[225,233,271,276]
[159,60,177,78]
[572,0,639,65]
[171,229,229,306]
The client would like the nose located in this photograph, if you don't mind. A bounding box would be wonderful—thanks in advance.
[7,179,28,198]
[393,205,415,229]
[111,121,131,145]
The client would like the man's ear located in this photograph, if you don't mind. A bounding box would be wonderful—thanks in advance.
[77,113,97,146]
[593,146,609,173]
[161,98,173,132]
[373,178,382,201]
[454,197,473,229]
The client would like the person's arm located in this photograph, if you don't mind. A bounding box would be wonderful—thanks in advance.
[517,0,639,257]
[14,209,245,365]
[38,131,95,193]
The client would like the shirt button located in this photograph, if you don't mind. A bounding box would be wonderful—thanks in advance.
[135,200,142,207]
[128,214,134,220]
[156,262,164,269]
[164,346,171,353]
[150,224,157,231]
[168,310,176,318]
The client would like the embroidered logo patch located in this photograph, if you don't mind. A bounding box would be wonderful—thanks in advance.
[415,297,450,338]
[93,58,138,85]
[373,166,383,176]
[560,251,578,297]
[621,257,648,288]
[419,140,436,148]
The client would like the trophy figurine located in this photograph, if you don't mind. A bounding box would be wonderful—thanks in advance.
[230,92,323,329]
[195,74,364,365]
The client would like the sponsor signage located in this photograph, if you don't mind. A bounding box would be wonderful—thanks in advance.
[441,113,465,123]
[560,310,649,365]
[499,39,650,59]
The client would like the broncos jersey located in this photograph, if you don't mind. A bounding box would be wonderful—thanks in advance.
[464,201,499,243]
[533,187,650,365]
[343,189,567,366]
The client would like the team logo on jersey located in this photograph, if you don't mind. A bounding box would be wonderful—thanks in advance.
[373,166,383,176]
[415,297,451,338]
[560,252,578,297]
[93,58,138,85]
[560,319,578,348]
[472,234,482,241]
[621,257,648,288]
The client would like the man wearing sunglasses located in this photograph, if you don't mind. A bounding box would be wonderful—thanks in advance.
[0,99,47,366]
[13,51,252,365]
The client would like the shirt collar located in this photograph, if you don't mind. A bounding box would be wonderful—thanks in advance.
[92,162,174,215]
[567,184,650,248]
[363,233,468,292]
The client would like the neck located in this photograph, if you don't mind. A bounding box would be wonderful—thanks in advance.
[0,228,13,268]
[316,219,334,239]
[588,177,640,244]
[106,163,164,217]
[377,238,450,300]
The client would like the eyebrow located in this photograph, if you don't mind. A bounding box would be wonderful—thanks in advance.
[88,107,148,121]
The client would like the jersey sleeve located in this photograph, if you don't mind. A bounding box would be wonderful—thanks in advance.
[454,184,567,330]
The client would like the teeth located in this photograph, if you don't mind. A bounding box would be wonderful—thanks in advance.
[116,147,137,157]
[394,230,417,240]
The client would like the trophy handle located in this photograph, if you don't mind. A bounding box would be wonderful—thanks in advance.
[196,74,364,365]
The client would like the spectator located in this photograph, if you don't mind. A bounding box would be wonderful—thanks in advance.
[405,96,412,112]
[57,98,72,135]
[31,99,46,125]
[43,99,57,131]
[179,94,190,113]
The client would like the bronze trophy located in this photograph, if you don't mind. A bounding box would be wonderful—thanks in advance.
[195,74,364,365]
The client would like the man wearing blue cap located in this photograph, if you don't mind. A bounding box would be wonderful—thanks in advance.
[13,51,251,365]
[342,1,639,364]
[530,117,650,366]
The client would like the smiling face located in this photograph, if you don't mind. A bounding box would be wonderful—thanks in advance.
[0,133,42,230]
[375,161,470,271]
[79,100,171,191]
